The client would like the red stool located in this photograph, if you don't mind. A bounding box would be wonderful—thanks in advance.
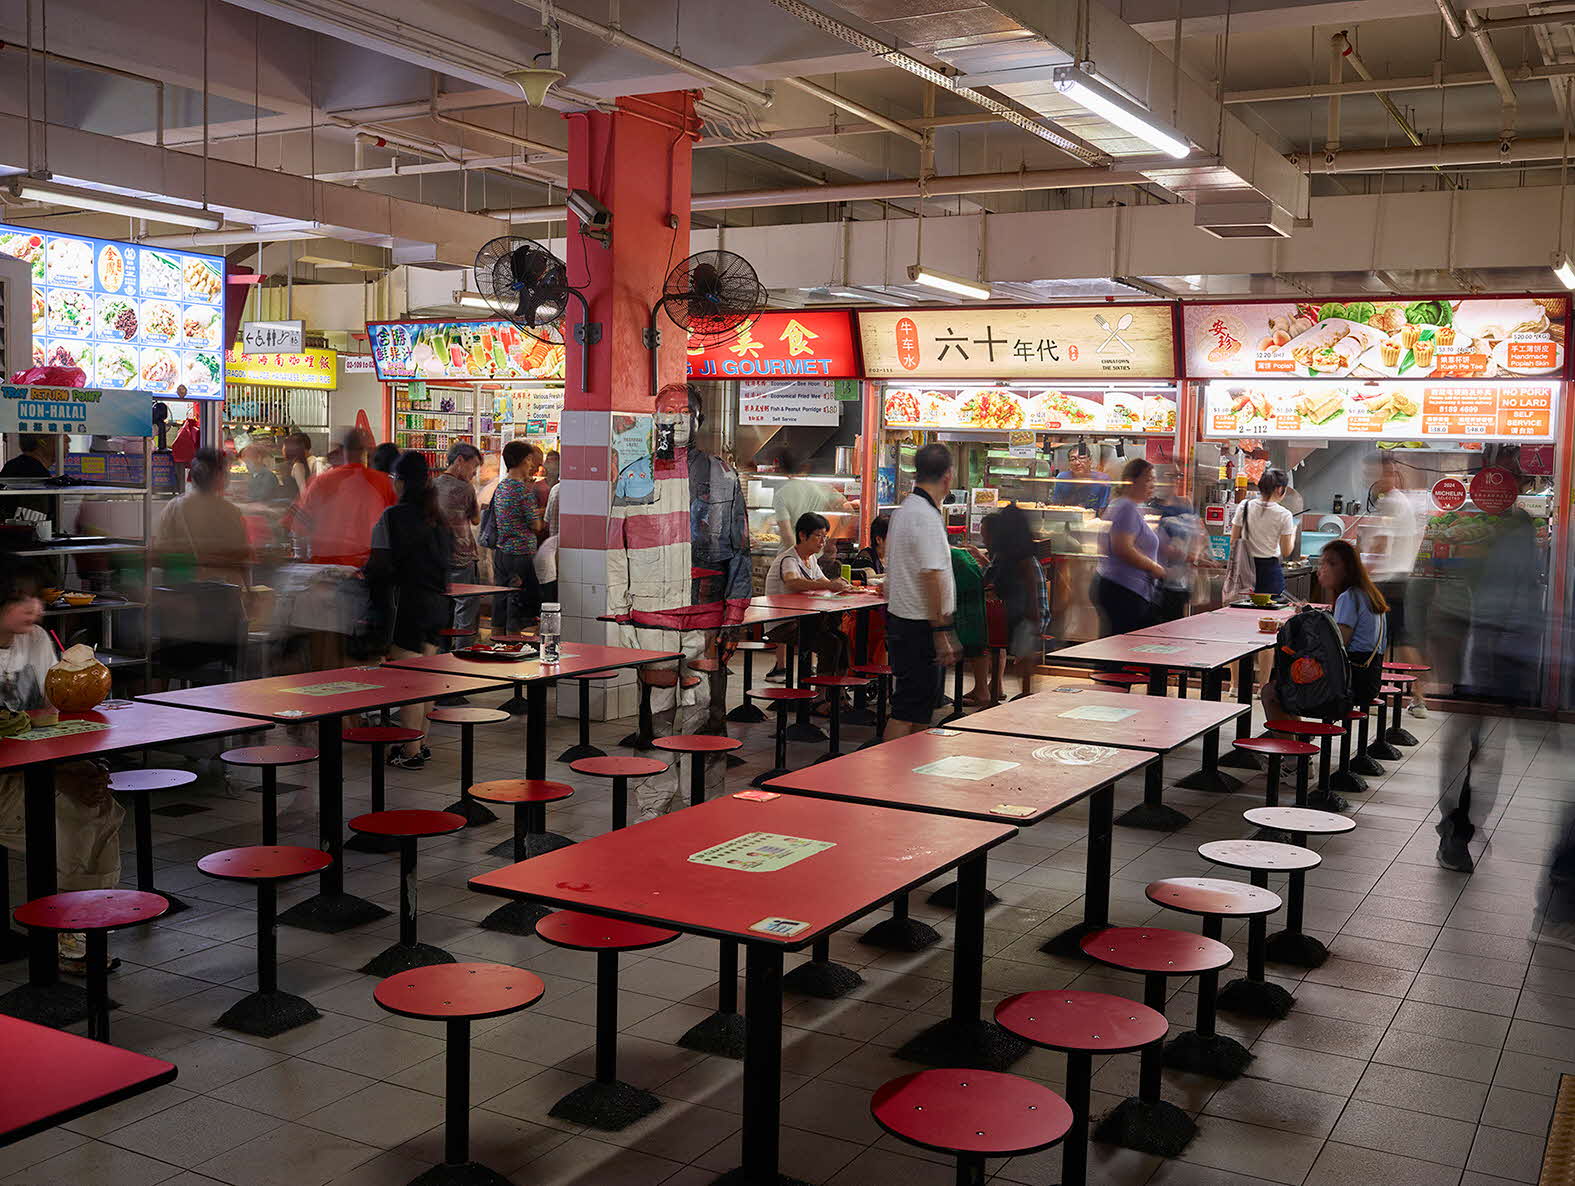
[197,846,333,1036]
[1242,807,1354,968]
[15,890,168,1041]
[1330,709,1370,796]
[469,779,575,936]
[1145,878,1280,1080]
[850,662,892,747]
[1198,838,1318,1017]
[427,706,511,826]
[569,755,668,831]
[1264,719,1347,813]
[375,962,545,1186]
[109,769,197,913]
[727,639,773,724]
[560,671,615,762]
[995,991,1168,1186]
[652,734,742,808]
[1079,927,1233,1156]
[1089,671,1149,693]
[622,668,702,750]
[536,910,678,1130]
[1231,736,1319,816]
[747,687,816,787]
[341,726,424,853]
[219,744,318,846]
[805,673,872,761]
[871,1068,1072,1186]
[348,810,467,976]
[1380,672,1421,747]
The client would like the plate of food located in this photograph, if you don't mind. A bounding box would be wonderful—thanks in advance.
[1292,388,1348,429]
[183,257,222,303]
[140,301,180,345]
[46,236,95,288]
[1103,392,1145,433]
[96,343,138,389]
[30,288,44,337]
[0,230,46,280]
[139,347,180,393]
[1347,387,1420,424]
[1142,396,1178,433]
[882,389,922,424]
[1033,390,1100,429]
[957,388,1026,430]
[138,250,182,298]
[96,296,138,342]
[1268,318,1378,377]
[182,304,221,348]
[46,288,92,337]
[1222,387,1274,426]
[184,352,222,396]
[98,243,126,292]
[457,641,538,661]
[44,340,92,382]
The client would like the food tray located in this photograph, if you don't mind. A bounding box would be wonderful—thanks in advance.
[457,644,538,662]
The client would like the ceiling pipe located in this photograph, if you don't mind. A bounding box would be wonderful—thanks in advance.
[777,78,925,145]
[1227,60,1575,103]
[1435,0,1464,36]
[427,111,560,156]
[1333,31,1456,189]
[1470,6,1575,31]
[1299,136,1571,171]
[1326,34,1342,154]
[1463,8,1519,139]
[507,0,773,109]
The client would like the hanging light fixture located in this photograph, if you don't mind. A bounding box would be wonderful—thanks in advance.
[6,178,225,230]
[1052,64,1191,160]
[907,174,991,301]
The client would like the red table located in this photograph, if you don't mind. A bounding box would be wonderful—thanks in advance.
[382,644,680,780]
[766,727,1153,1035]
[0,703,270,1026]
[469,792,1015,1185]
[0,1014,176,1145]
[137,667,501,932]
[952,688,1248,835]
[445,583,511,599]
[753,592,889,732]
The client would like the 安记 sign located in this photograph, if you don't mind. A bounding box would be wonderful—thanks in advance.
[224,348,338,390]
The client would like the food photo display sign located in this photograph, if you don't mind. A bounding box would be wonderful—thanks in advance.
[1202,378,1557,442]
[882,383,1179,435]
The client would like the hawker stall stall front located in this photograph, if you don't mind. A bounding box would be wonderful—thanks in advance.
[686,310,864,590]
[366,318,565,472]
[1182,295,1569,708]
[857,302,1184,642]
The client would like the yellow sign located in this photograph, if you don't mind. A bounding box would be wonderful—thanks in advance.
[224,347,338,389]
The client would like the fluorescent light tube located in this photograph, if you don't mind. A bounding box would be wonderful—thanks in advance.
[1555,252,1575,290]
[905,265,992,301]
[1052,65,1191,160]
[827,286,911,307]
[451,291,497,310]
[7,178,225,230]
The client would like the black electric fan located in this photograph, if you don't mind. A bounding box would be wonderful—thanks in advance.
[472,236,601,389]
[645,249,767,396]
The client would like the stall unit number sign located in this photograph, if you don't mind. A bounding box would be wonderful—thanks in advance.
[688,832,835,872]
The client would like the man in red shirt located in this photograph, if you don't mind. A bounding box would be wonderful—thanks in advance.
[287,426,394,566]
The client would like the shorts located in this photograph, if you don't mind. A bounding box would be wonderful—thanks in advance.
[888,614,943,724]
[1377,580,1408,649]
[1252,557,1285,596]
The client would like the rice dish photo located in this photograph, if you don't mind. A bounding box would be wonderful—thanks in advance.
[46,289,92,336]
[46,237,94,288]
[183,305,220,348]
[883,389,922,423]
[184,352,221,394]
[139,250,182,297]
[140,347,180,393]
[141,301,179,344]
[97,296,138,341]
[96,343,138,388]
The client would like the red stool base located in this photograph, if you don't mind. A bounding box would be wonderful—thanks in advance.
[548,1079,662,1133]
[218,990,321,1039]
[407,1161,513,1186]
[1094,1096,1197,1159]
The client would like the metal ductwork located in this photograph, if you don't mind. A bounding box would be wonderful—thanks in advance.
[1194,199,1293,239]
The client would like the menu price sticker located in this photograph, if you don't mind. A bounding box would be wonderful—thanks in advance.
[1254,358,1295,374]
[1507,340,1558,370]
[1345,414,1382,433]
[1210,414,1238,433]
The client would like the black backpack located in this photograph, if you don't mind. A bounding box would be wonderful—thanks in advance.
[1271,606,1352,720]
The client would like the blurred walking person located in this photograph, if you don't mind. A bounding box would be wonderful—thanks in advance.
[435,442,483,644]
[489,440,544,635]
[1093,459,1164,637]
[884,443,958,736]
[1363,453,1428,717]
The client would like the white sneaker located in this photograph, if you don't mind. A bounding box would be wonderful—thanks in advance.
[1408,702,1429,719]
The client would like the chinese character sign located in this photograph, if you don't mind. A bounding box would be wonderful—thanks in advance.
[686,310,858,378]
[224,348,339,390]
[241,320,304,354]
[857,305,1176,379]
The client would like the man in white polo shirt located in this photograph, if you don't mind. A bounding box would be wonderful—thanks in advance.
[884,443,958,735]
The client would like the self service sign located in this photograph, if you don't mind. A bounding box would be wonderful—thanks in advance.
[686,310,860,379]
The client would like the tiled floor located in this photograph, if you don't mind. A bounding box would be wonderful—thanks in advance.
[2,671,1572,1185]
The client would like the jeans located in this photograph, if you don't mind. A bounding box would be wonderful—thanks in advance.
[447,559,479,647]
[492,550,540,635]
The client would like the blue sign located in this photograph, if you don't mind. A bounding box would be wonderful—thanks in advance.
[0,385,154,437]
[0,223,225,401]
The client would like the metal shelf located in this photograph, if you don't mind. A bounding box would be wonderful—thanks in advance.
[0,485,150,497]
[12,541,145,558]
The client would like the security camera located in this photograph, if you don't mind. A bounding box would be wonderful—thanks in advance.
[567,188,612,236]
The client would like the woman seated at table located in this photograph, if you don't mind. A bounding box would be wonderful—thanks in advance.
[1262,540,1386,721]
[365,451,454,770]
[0,559,121,975]
[763,512,850,700]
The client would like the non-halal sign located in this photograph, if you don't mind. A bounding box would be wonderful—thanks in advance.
[686,310,859,379]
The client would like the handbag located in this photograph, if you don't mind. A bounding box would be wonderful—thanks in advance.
[477,498,498,549]
[1222,501,1256,602]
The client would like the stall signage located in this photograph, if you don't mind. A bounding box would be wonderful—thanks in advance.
[496,386,564,435]
[0,221,226,399]
[1181,297,1570,381]
[737,378,841,426]
[241,319,303,354]
[883,384,1178,435]
[1431,477,1467,512]
[1468,466,1518,514]
[1202,379,1557,442]
[686,311,858,379]
[224,347,338,390]
[0,384,153,436]
[367,319,565,382]
[857,305,1176,379]
[342,355,376,374]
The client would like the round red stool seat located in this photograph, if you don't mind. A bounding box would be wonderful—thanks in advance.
[427,706,511,726]
[565,670,616,681]
[652,734,743,755]
[1383,661,1429,672]
[1080,927,1233,976]
[850,662,892,677]
[1145,877,1282,918]
[1091,672,1148,686]
[375,961,546,1021]
[688,658,721,673]
[1381,672,1418,685]
[467,778,575,805]
[198,845,333,882]
[109,769,197,792]
[343,725,424,745]
[748,687,816,703]
[1198,838,1321,873]
[871,1069,1073,1158]
[570,756,668,779]
[638,669,701,689]
[805,674,872,690]
[219,744,318,768]
[995,990,1169,1054]
[1243,807,1355,836]
[1264,719,1345,737]
[15,889,168,932]
[1344,709,1366,721]
[535,910,678,952]
[1233,736,1318,758]
[349,809,467,839]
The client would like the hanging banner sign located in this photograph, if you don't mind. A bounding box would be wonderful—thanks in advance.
[1201,379,1557,442]
[0,384,153,436]
[367,319,565,382]
[686,311,859,379]
[737,378,841,425]
[857,304,1176,379]
[224,348,338,390]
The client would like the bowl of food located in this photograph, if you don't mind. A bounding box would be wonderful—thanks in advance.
[38,587,62,604]
[1258,617,1280,634]
[1250,592,1276,607]
[62,592,95,607]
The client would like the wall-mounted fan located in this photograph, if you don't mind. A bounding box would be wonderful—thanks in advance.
[473,236,601,388]
[644,249,767,396]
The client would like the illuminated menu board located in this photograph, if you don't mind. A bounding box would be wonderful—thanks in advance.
[367,319,565,382]
[1202,379,1556,442]
[881,383,1179,435]
[0,222,226,399]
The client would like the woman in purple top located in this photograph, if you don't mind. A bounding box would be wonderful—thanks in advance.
[1094,458,1166,637]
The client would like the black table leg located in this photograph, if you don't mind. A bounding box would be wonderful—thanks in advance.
[787,622,827,743]
[526,682,548,781]
[279,716,389,934]
[728,646,767,724]
[1117,756,1186,831]
[752,704,793,788]
[1176,669,1243,793]
[612,776,629,831]
[1145,665,1168,697]
[898,853,1027,1069]
[1218,655,1261,770]
[1045,784,1114,956]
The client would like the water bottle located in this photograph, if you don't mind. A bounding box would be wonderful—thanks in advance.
[539,602,561,664]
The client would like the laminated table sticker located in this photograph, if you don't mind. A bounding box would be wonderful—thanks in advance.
[1034,743,1124,766]
[688,832,836,872]
[1057,704,1140,723]
[285,681,383,697]
[1129,643,1184,655]
[911,755,1021,781]
[750,917,811,938]
[9,720,113,741]
[990,804,1037,818]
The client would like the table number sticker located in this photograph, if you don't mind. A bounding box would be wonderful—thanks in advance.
[1058,705,1140,723]
[926,728,960,736]
[1033,743,1122,766]
[1048,686,1083,694]
[688,832,835,872]
[287,681,383,697]
[276,709,306,718]
[990,804,1037,818]
[750,917,810,938]
[732,790,780,802]
[10,720,113,741]
[912,755,1021,781]
[1129,643,1183,655]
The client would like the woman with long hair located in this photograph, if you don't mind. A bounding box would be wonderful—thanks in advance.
[1318,539,1389,708]
[1232,468,1297,596]
[985,502,1043,701]
[1094,458,1165,637]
